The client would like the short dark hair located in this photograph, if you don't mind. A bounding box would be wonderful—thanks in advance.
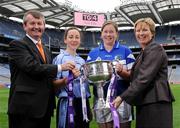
[101,20,118,33]
[23,10,45,24]
[64,27,82,41]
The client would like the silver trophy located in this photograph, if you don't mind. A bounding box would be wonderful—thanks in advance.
[81,60,113,109]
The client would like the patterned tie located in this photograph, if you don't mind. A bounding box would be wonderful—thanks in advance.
[37,40,46,62]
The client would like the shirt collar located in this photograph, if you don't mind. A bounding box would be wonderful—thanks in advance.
[63,50,79,57]
[26,34,39,45]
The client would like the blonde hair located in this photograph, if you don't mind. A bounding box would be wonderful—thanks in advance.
[134,17,156,38]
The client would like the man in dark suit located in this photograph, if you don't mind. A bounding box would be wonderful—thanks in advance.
[8,10,75,128]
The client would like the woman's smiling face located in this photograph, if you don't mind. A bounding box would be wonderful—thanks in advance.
[101,24,118,46]
[64,29,81,51]
[135,22,153,49]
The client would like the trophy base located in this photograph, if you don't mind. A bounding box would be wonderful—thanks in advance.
[94,98,110,110]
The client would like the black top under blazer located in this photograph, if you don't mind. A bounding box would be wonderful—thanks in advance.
[8,36,57,118]
[120,42,175,106]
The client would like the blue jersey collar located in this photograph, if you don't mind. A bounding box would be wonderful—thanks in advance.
[99,41,120,50]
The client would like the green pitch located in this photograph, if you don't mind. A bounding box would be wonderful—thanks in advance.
[0,85,180,128]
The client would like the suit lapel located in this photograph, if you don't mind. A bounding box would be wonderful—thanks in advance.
[130,49,143,80]
[23,36,47,64]
[130,42,154,80]
[132,50,143,70]
[43,46,49,64]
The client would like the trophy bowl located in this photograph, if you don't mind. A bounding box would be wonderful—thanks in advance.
[82,60,113,84]
[81,60,113,109]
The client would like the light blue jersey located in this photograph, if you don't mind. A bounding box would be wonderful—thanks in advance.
[53,50,91,98]
[53,50,91,128]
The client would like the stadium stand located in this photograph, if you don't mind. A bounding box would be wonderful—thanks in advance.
[169,65,180,84]
[0,64,10,87]
[0,18,180,83]
[0,0,180,84]
[119,30,138,47]
[154,26,169,44]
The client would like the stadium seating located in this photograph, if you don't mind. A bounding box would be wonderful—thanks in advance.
[1,17,180,48]
[0,18,180,84]
[0,64,10,85]
[169,65,180,84]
